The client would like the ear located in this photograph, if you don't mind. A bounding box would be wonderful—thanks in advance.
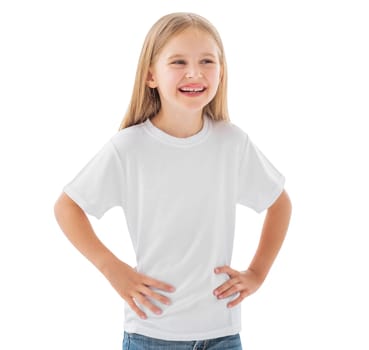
[146,69,157,88]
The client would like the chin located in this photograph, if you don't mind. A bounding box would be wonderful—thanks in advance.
[181,100,211,111]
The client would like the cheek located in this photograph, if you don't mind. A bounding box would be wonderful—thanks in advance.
[208,69,221,89]
[160,70,183,90]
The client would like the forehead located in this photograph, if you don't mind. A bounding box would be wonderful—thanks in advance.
[158,27,220,58]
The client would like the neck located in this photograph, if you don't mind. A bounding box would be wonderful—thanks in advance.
[150,110,204,138]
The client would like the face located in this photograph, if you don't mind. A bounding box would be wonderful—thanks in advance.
[147,27,222,117]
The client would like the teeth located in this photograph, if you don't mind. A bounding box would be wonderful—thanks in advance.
[180,87,204,92]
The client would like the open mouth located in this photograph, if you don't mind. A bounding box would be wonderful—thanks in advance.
[178,86,207,95]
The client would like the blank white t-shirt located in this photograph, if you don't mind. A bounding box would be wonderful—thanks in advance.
[63,114,285,341]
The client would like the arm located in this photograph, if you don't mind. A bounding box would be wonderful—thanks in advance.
[54,192,175,319]
[213,189,292,307]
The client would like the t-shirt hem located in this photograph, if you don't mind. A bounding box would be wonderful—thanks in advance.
[123,324,241,341]
[63,186,103,220]
[255,175,286,213]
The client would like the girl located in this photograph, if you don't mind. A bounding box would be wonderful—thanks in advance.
[54,12,292,350]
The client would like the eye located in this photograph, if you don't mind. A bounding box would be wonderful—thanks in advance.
[201,59,214,64]
[171,60,186,65]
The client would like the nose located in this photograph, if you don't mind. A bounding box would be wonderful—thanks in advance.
[185,64,203,79]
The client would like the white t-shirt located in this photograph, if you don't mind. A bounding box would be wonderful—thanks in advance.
[62,114,285,341]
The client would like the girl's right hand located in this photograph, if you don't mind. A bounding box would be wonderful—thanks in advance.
[101,258,175,320]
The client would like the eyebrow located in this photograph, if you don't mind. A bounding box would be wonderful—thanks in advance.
[167,53,217,60]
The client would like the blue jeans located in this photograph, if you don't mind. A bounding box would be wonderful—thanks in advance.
[122,331,243,350]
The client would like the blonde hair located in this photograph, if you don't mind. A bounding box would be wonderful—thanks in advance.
[118,12,230,131]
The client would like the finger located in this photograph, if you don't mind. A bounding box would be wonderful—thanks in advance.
[214,266,238,278]
[213,270,241,295]
[134,292,164,316]
[127,297,147,320]
[213,278,238,297]
[227,291,249,308]
[139,285,172,306]
[144,277,176,293]
[217,284,242,299]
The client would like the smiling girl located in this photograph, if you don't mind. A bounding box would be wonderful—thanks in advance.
[54,12,292,350]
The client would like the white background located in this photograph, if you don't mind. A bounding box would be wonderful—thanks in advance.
[1,0,368,349]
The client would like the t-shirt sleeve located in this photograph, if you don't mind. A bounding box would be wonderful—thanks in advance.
[237,134,285,213]
[62,139,126,220]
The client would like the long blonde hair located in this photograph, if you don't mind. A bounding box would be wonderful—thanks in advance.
[118,12,230,131]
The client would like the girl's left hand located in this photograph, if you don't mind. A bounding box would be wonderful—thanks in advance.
[213,266,264,308]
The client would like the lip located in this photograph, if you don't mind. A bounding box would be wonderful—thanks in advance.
[178,83,206,90]
[178,84,207,95]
